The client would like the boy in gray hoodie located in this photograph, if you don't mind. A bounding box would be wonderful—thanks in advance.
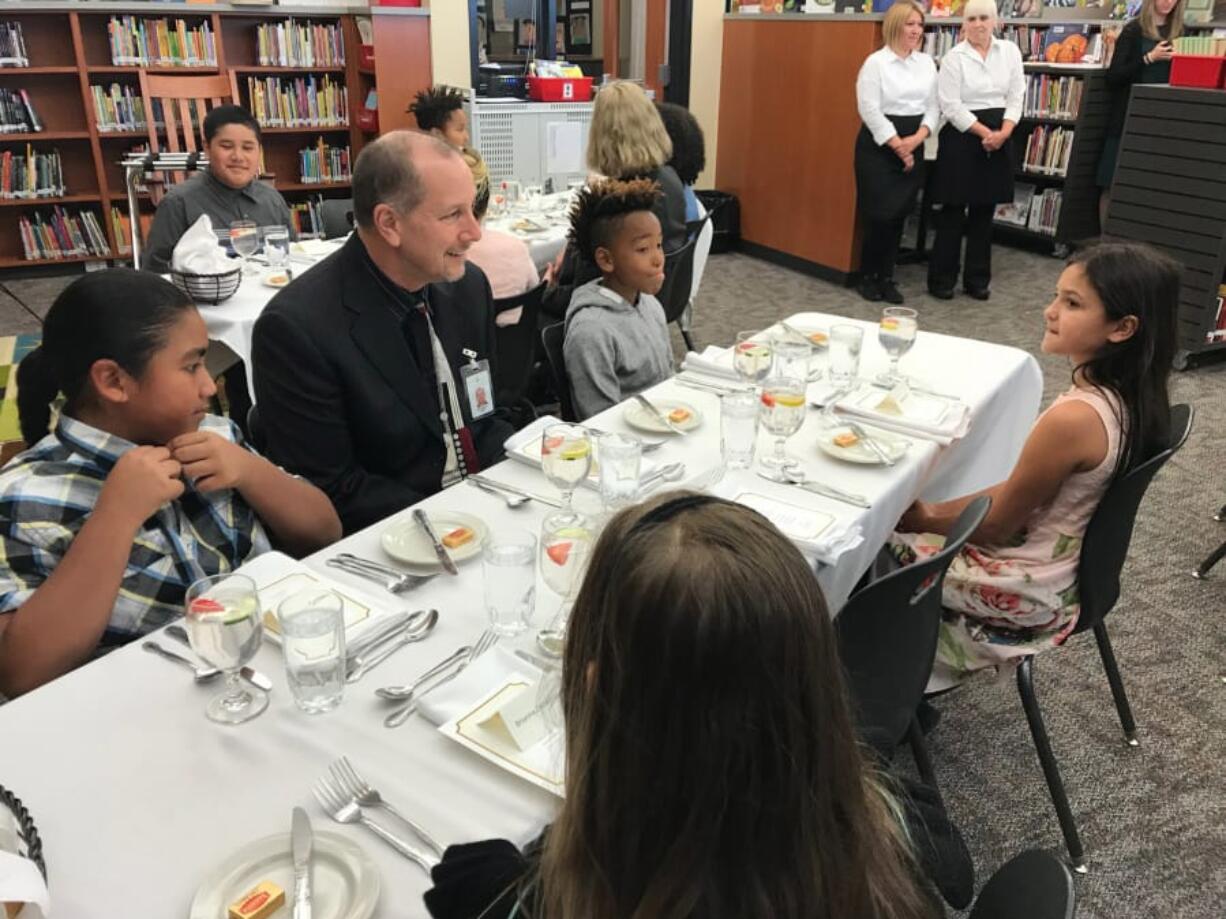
[563,178,674,420]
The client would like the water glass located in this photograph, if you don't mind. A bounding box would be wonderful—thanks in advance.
[758,376,807,471]
[229,220,259,275]
[540,423,592,521]
[185,572,267,725]
[502,179,522,206]
[597,433,642,510]
[829,324,864,386]
[721,390,759,470]
[261,225,290,268]
[734,330,774,386]
[483,529,537,637]
[278,589,345,714]
[878,306,918,385]
[775,340,813,381]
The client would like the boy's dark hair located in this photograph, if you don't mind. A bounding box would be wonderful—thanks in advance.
[409,86,466,132]
[567,177,662,262]
[203,104,262,144]
[655,102,705,186]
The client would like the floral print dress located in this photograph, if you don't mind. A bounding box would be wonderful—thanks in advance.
[890,386,1123,689]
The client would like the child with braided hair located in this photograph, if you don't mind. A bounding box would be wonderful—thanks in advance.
[563,178,673,420]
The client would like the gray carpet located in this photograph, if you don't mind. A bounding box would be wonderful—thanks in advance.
[5,247,1225,916]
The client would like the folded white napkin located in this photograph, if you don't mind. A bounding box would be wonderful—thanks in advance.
[171,214,234,274]
[417,645,544,727]
[0,851,49,919]
[680,346,740,382]
[293,237,343,259]
[816,382,970,446]
[503,414,561,456]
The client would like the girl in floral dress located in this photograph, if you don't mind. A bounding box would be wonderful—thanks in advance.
[892,242,1177,688]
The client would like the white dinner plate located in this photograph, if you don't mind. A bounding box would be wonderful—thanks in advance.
[381,511,489,567]
[622,398,703,434]
[189,830,379,919]
[817,424,910,465]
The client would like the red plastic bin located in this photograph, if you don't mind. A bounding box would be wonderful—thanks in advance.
[527,76,593,103]
[1169,54,1226,89]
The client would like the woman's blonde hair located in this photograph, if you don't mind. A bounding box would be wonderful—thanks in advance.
[1139,0,1184,41]
[539,492,939,919]
[586,81,673,178]
[882,1,925,52]
[961,0,997,21]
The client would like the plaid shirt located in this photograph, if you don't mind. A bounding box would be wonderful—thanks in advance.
[0,414,270,649]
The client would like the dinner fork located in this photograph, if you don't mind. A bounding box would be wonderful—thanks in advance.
[326,554,436,594]
[329,756,444,856]
[384,629,500,728]
[312,776,436,874]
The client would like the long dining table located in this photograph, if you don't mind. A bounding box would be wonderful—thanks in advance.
[0,313,1041,917]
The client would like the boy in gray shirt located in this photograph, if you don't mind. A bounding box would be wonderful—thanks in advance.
[563,178,673,420]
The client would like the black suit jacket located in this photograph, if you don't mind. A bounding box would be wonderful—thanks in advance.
[252,234,515,534]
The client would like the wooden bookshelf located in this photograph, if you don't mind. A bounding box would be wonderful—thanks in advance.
[0,5,388,271]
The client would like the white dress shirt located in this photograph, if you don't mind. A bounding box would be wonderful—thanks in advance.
[856,46,940,146]
[938,37,1025,133]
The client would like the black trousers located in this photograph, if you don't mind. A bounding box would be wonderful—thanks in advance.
[928,203,994,293]
[860,215,907,282]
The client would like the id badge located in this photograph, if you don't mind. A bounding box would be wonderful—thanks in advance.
[461,358,495,420]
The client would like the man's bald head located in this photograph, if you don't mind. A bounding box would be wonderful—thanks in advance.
[352,130,460,229]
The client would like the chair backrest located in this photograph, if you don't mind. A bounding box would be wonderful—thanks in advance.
[493,281,547,406]
[657,229,702,327]
[1075,403,1192,632]
[835,495,991,755]
[246,403,265,454]
[319,197,355,240]
[968,849,1076,919]
[540,321,576,422]
[689,206,714,304]
[138,72,239,202]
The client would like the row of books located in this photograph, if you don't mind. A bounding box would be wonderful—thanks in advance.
[107,16,217,67]
[994,184,1062,236]
[1021,124,1074,176]
[109,206,150,257]
[0,22,28,68]
[1023,74,1084,120]
[91,83,156,134]
[18,207,111,261]
[1173,34,1226,55]
[0,88,42,134]
[289,195,328,237]
[920,25,1101,63]
[257,19,346,68]
[0,147,66,199]
[299,139,351,184]
[1209,284,1226,345]
[245,75,348,128]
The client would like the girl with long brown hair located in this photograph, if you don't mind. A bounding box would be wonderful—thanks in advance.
[425,493,969,919]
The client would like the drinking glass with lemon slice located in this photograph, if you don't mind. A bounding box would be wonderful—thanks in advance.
[758,376,807,471]
[734,331,774,387]
[185,573,266,725]
[536,512,594,657]
[541,423,592,523]
[877,306,918,385]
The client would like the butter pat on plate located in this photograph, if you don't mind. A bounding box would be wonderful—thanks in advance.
[228,880,284,919]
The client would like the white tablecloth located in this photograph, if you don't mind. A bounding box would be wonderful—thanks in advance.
[482,192,571,272]
[0,313,1040,917]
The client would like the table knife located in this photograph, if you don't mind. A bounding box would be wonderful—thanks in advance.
[467,474,564,508]
[634,393,689,436]
[164,624,273,691]
[291,806,313,919]
[412,508,459,576]
[844,420,896,467]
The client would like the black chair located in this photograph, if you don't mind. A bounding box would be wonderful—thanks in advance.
[540,321,576,422]
[493,281,547,420]
[657,219,707,353]
[319,197,355,239]
[245,403,265,454]
[1192,500,1226,579]
[968,850,1076,919]
[835,495,992,794]
[1010,403,1192,872]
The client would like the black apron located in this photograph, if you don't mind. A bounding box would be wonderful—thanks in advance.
[930,107,1014,206]
[855,113,926,223]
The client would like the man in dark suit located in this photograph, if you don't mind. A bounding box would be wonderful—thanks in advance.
[251,131,514,534]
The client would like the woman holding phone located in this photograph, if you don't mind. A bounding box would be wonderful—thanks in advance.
[1097,0,1186,226]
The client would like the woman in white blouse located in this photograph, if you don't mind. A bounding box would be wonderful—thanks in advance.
[927,0,1024,301]
[854,1,938,304]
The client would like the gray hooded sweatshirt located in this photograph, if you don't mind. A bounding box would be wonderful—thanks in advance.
[563,278,674,420]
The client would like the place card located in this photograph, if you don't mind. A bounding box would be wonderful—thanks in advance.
[734,492,833,541]
[477,681,551,751]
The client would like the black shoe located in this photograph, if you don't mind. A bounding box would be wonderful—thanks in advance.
[858,276,883,303]
[879,279,904,304]
[927,284,954,300]
[964,286,991,301]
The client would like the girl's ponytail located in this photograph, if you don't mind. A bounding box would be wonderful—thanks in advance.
[15,347,59,445]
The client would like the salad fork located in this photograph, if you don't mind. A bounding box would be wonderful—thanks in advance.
[328,756,443,856]
[312,776,435,874]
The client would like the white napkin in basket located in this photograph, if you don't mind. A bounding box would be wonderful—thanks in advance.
[171,214,234,275]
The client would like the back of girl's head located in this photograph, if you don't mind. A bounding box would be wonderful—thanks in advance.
[409,85,465,132]
[587,81,673,179]
[462,148,491,221]
[1068,241,1177,472]
[541,492,934,919]
[654,102,706,187]
[17,269,194,445]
